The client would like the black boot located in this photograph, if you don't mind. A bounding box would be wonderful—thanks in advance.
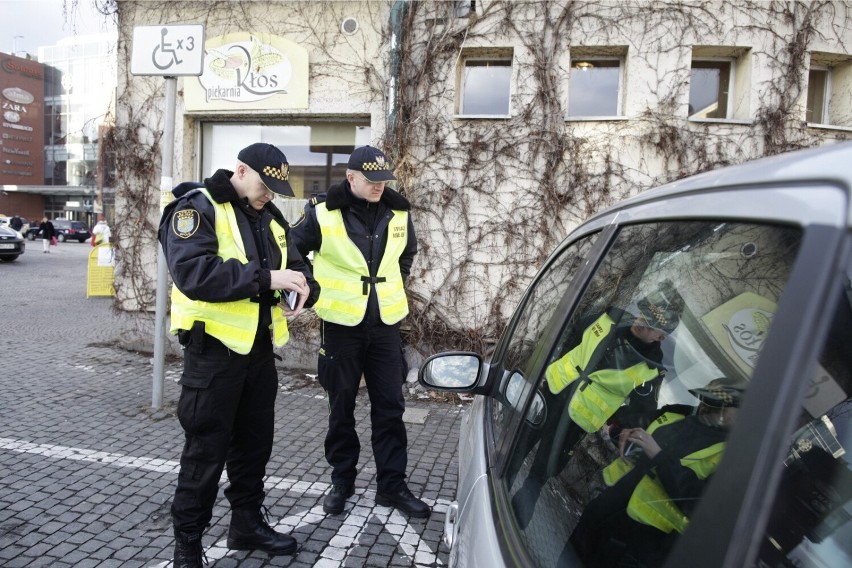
[376,485,430,518]
[227,507,297,555]
[173,529,205,568]
[323,484,355,515]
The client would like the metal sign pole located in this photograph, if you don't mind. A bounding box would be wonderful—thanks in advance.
[130,24,204,409]
[152,76,177,409]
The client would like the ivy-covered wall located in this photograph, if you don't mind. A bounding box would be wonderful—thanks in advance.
[109,0,851,356]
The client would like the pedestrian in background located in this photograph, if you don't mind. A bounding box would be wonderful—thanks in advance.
[9,214,23,232]
[290,145,428,518]
[38,217,55,253]
[91,215,111,245]
[158,143,320,567]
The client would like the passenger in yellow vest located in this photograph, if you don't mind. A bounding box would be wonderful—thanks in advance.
[512,283,683,529]
[546,282,684,440]
[289,145,428,518]
[568,376,746,568]
[157,143,320,568]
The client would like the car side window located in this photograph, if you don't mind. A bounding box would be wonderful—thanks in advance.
[756,274,852,567]
[504,221,803,568]
[490,233,599,450]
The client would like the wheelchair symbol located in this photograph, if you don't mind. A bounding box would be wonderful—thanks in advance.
[152,28,184,70]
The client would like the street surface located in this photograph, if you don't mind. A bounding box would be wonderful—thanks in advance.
[0,242,462,567]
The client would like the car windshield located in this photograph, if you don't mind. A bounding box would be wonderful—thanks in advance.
[494,220,847,567]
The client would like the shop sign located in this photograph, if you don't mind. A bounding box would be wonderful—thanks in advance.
[184,32,308,111]
[0,53,44,183]
[130,25,205,76]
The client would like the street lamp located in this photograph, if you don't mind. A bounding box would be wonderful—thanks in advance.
[12,36,24,57]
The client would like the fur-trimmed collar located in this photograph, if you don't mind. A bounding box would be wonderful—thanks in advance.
[204,169,240,203]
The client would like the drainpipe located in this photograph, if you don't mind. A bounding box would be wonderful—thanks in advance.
[387,0,408,153]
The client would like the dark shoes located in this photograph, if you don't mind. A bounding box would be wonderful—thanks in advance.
[174,530,205,568]
[376,486,430,518]
[227,507,297,556]
[323,483,430,518]
[323,484,355,515]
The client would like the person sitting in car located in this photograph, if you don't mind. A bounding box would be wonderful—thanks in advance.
[512,281,684,528]
[568,376,746,568]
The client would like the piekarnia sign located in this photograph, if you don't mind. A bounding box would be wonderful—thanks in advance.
[184,32,308,111]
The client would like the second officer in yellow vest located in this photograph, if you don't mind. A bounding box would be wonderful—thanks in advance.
[290,145,428,517]
[158,143,319,567]
[569,376,745,568]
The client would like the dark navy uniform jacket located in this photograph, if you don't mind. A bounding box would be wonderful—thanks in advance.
[157,169,320,320]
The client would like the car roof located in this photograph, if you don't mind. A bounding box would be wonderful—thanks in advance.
[577,141,852,235]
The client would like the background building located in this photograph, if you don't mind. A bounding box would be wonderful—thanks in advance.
[39,32,118,225]
[111,0,852,356]
[0,32,117,227]
[0,52,47,221]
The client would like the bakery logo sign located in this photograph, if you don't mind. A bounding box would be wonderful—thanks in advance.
[722,308,773,369]
[186,32,308,111]
[199,36,291,103]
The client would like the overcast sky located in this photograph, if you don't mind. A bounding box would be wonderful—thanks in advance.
[2,0,117,57]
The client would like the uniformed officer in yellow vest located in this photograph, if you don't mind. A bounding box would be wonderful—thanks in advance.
[569,376,746,568]
[158,143,319,567]
[289,145,428,518]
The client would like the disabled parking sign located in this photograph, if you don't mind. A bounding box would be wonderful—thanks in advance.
[131,25,205,76]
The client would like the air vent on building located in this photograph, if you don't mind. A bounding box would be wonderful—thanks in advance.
[341,17,359,35]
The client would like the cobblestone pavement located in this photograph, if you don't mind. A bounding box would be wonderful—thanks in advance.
[0,242,464,567]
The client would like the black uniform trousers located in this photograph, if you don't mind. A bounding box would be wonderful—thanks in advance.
[171,331,278,533]
[317,320,408,493]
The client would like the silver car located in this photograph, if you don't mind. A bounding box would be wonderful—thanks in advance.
[421,142,852,568]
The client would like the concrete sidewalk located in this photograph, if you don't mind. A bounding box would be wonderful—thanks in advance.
[0,243,463,567]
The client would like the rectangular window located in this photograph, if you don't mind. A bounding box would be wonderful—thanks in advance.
[807,53,852,128]
[568,58,622,117]
[689,60,732,119]
[459,58,512,116]
[502,220,804,567]
[806,68,829,124]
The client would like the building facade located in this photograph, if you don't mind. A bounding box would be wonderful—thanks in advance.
[0,33,117,227]
[112,0,852,351]
[38,33,118,225]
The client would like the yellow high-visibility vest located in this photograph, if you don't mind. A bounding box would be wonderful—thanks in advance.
[312,203,409,325]
[169,188,290,354]
[601,412,726,533]
[545,313,660,432]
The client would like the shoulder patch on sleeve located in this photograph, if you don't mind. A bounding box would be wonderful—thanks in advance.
[172,208,200,239]
[291,212,306,228]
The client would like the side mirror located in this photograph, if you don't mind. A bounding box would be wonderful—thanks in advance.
[419,352,482,391]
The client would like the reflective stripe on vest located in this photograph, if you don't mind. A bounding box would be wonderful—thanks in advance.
[312,204,409,325]
[545,313,660,432]
[169,188,289,354]
[601,412,726,534]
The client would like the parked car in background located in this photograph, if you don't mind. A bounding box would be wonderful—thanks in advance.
[27,219,91,242]
[0,224,26,261]
[420,142,852,568]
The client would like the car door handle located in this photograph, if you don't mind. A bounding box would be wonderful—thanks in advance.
[443,500,459,549]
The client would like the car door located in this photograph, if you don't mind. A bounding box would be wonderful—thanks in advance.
[445,228,606,567]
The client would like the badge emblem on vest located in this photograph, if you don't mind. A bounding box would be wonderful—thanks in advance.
[173,209,200,239]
